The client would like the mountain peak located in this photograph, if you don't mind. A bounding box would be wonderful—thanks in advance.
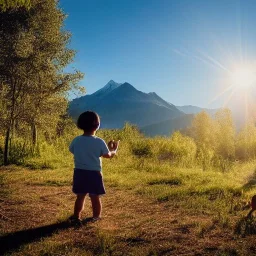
[120,82,135,88]
[92,80,122,97]
[104,80,122,89]
[120,82,137,91]
[111,82,138,94]
[107,79,120,86]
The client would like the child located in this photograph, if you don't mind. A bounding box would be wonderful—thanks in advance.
[69,111,119,225]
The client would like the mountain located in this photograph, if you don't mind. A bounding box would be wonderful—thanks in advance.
[91,80,122,98]
[141,114,194,137]
[68,80,184,129]
[176,105,218,115]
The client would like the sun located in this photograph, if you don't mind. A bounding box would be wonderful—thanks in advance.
[230,66,256,89]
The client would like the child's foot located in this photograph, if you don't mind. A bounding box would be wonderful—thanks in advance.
[92,217,101,222]
[82,217,102,223]
[67,215,83,227]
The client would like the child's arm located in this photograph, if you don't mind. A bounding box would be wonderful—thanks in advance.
[102,151,117,158]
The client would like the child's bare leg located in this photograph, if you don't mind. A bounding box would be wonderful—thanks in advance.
[74,194,86,219]
[90,195,102,218]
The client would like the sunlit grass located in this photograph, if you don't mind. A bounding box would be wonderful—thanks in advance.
[1,154,256,255]
[1,124,256,255]
[2,156,255,216]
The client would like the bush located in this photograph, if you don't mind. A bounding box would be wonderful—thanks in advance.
[131,139,153,158]
[157,132,197,167]
[212,154,234,172]
[8,138,35,165]
[235,124,256,160]
[196,144,215,171]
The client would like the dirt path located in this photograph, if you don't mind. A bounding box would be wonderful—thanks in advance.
[0,171,256,255]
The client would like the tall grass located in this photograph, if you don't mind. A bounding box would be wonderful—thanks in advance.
[1,121,256,171]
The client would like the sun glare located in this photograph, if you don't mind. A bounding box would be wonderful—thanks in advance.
[230,66,256,89]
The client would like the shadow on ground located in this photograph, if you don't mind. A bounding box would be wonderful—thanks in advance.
[0,220,72,255]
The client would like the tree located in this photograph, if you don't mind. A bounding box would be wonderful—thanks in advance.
[236,122,256,160]
[191,111,217,170]
[0,0,31,11]
[215,108,235,159]
[191,111,217,149]
[0,0,83,164]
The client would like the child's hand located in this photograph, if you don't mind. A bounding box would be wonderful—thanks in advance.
[108,140,120,151]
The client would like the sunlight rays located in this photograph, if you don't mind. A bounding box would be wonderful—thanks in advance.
[196,49,230,73]
[222,88,236,108]
[208,84,234,105]
[173,44,256,119]
[171,1,256,112]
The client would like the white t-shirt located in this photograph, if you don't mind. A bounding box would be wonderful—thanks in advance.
[69,135,109,171]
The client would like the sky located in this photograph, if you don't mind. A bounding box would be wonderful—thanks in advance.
[60,0,256,108]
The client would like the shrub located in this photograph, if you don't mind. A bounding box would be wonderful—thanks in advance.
[157,132,197,167]
[235,123,256,160]
[131,139,153,158]
[212,154,234,172]
[196,144,215,171]
[8,137,35,165]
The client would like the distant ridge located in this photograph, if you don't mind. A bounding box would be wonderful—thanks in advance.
[141,114,194,137]
[176,105,218,115]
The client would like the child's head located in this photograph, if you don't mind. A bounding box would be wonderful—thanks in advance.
[77,111,100,133]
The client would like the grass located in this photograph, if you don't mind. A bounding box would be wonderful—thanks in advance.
[1,125,256,255]
[1,155,256,255]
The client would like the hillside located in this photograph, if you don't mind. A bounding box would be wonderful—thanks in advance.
[141,114,194,136]
[176,105,218,115]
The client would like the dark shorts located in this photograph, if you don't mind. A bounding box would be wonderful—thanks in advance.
[72,168,106,195]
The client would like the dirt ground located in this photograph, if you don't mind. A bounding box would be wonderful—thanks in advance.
[0,168,256,256]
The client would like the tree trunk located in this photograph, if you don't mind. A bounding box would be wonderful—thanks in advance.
[31,122,37,150]
[3,126,11,165]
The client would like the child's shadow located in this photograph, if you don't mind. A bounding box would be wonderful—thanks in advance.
[0,220,79,255]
